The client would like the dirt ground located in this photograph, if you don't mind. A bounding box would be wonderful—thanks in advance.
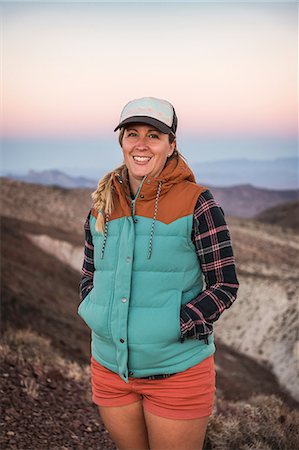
[1,347,117,450]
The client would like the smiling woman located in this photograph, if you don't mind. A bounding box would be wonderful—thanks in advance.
[120,125,175,196]
[78,96,239,450]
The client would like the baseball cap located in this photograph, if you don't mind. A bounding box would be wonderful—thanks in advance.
[114,97,177,135]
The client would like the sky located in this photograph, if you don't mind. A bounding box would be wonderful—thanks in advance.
[0,1,298,175]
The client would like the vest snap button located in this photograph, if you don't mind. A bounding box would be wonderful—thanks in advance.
[120,338,125,343]
[140,194,144,199]
[147,179,151,184]
[121,297,127,303]
[126,256,131,263]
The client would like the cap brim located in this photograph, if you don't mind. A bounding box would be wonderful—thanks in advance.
[114,116,173,134]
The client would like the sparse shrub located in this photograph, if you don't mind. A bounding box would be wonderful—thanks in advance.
[21,377,39,399]
[205,395,299,450]
[1,327,90,384]
[242,443,272,450]
[1,327,54,365]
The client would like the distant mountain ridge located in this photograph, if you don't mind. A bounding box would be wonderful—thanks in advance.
[193,156,298,190]
[3,156,298,190]
[5,169,97,189]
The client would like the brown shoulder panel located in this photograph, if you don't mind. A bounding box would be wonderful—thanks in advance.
[136,182,209,224]
[91,183,209,224]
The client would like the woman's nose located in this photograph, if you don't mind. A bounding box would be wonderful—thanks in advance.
[135,136,148,148]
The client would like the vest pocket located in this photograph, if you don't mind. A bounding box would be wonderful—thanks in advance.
[78,290,111,340]
[127,290,182,345]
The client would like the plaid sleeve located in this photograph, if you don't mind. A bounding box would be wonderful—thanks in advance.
[180,189,239,342]
[79,211,94,302]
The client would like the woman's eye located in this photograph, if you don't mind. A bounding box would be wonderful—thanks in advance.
[148,133,159,139]
[127,132,137,137]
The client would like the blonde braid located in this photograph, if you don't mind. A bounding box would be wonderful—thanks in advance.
[91,163,129,233]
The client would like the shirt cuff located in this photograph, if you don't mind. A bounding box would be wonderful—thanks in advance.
[180,306,196,341]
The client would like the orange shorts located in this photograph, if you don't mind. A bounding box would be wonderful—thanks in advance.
[90,354,216,420]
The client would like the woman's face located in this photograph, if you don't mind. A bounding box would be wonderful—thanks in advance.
[121,124,175,188]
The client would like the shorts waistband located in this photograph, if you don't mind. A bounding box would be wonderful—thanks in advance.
[138,372,177,380]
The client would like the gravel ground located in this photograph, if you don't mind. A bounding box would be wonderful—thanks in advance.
[0,352,117,450]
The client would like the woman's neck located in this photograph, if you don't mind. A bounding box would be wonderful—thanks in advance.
[128,174,143,198]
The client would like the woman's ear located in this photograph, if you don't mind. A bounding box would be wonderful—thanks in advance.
[169,139,176,156]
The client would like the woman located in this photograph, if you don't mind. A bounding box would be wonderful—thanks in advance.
[78,97,239,450]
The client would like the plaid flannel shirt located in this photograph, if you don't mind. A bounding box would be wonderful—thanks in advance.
[180,189,239,342]
[79,188,239,378]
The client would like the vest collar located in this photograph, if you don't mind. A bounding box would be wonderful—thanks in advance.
[100,158,196,260]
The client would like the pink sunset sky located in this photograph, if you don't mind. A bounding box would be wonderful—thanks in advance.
[0,1,297,175]
[1,2,297,139]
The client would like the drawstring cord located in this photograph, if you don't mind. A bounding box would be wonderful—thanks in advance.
[148,181,163,260]
[100,178,163,260]
[100,212,110,259]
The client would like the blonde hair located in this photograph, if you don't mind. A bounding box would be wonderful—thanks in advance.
[92,128,187,233]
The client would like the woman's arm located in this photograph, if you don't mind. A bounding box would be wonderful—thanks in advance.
[79,211,95,302]
[180,189,239,342]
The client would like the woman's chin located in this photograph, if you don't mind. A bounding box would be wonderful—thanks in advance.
[131,168,152,179]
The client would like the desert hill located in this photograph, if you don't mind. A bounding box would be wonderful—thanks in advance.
[206,183,299,219]
[214,213,299,402]
[1,176,298,221]
[1,177,298,400]
[1,215,89,365]
[2,212,296,407]
[1,177,299,448]
[255,198,299,231]
[0,177,92,236]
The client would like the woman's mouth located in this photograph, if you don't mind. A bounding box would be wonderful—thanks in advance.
[132,156,152,165]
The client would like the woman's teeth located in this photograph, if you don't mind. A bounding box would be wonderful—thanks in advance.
[133,156,151,162]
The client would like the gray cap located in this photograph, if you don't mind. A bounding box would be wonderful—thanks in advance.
[114,97,177,135]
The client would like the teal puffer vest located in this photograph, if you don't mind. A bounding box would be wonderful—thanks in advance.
[78,158,215,382]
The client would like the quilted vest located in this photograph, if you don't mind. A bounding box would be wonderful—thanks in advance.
[78,157,215,382]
